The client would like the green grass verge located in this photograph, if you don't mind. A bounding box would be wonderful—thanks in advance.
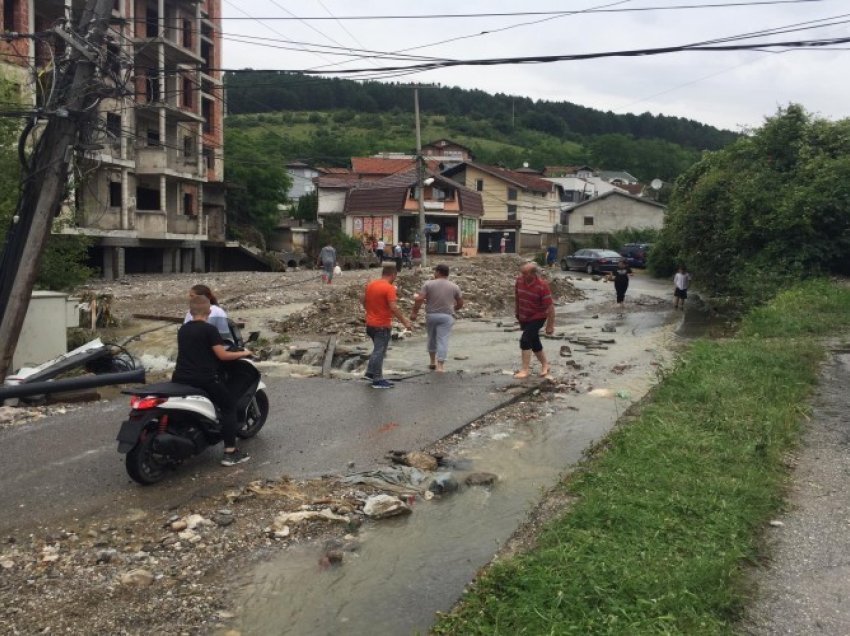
[433,279,850,635]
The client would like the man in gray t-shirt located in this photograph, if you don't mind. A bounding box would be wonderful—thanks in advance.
[410,263,464,372]
[318,243,337,284]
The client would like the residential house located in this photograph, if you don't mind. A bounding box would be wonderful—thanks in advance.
[564,191,665,235]
[421,138,474,168]
[442,162,560,254]
[598,170,640,185]
[1,0,227,278]
[343,168,483,255]
[543,165,595,179]
[285,161,320,200]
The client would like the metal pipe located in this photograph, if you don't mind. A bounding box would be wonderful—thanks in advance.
[0,369,145,401]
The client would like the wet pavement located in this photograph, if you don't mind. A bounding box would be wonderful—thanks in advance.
[743,351,850,634]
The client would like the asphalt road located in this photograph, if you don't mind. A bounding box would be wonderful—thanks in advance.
[0,373,523,535]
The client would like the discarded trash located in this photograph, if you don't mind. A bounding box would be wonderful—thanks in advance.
[387,450,438,472]
[427,472,459,495]
[272,509,348,526]
[616,390,631,399]
[341,466,430,494]
[362,494,411,519]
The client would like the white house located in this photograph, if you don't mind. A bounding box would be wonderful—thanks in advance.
[564,191,666,234]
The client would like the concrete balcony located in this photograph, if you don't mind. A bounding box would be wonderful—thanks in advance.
[168,215,202,235]
[136,147,204,180]
[135,211,168,238]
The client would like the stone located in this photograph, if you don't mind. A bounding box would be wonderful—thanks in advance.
[404,451,438,471]
[96,548,119,564]
[120,569,155,587]
[0,406,20,423]
[213,510,235,527]
[184,514,212,530]
[464,472,498,487]
[559,345,572,357]
[602,324,616,333]
[362,494,411,519]
[0,558,14,569]
[170,520,188,532]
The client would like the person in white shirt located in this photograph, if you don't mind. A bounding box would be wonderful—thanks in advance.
[673,266,691,310]
[183,284,231,339]
[376,238,386,261]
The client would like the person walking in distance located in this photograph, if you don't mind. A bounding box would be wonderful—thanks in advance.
[375,237,386,262]
[500,234,507,254]
[393,242,403,273]
[514,262,555,379]
[361,263,414,389]
[410,263,463,373]
[611,259,632,308]
[318,242,337,284]
[673,265,691,310]
[173,295,253,466]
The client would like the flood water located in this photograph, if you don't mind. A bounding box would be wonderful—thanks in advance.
[233,275,679,635]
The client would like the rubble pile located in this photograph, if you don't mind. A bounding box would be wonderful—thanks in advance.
[273,256,585,343]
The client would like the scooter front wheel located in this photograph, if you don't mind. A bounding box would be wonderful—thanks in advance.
[237,390,269,439]
[126,428,167,485]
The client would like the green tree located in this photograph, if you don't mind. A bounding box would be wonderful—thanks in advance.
[652,104,850,303]
[292,190,317,222]
[224,128,291,242]
[0,76,91,290]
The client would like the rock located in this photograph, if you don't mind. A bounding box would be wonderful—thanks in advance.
[427,472,460,495]
[404,451,438,471]
[362,494,411,519]
[213,510,234,527]
[0,406,20,423]
[96,548,119,564]
[170,520,188,532]
[602,324,616,333]
[40,545,60,563]
[0,558,14,569]
[453,354,469,360]
[464,472,498,487]
[559,345,572,357]
[184,514,212,530]
[322,549,344,566]
[120,569,155,587]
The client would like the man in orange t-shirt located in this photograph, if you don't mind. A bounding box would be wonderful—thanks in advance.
[361,264,413,389]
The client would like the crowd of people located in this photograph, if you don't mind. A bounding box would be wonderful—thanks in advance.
[175,252,692,461]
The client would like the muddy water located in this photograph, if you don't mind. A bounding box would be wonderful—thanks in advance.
[233,275,679,635]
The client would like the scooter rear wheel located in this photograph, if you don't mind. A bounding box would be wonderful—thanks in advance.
[126,428,167,485]
[237,390,269,439]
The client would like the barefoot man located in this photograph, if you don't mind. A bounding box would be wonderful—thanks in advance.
[514,261,555,379]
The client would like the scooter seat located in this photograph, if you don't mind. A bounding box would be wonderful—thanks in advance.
[121,382,210,399]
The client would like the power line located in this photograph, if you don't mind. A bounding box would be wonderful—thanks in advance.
[214,1,830,20]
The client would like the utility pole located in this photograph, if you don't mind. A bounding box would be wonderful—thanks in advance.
[0,0,115,382]
[414,86,428,268]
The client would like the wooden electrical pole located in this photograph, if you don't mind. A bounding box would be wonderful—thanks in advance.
[0,0,114,382]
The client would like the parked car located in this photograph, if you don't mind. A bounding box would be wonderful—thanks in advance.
[561,249,624,274]
[620,243,652,268]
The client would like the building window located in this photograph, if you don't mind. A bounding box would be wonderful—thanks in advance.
[507,188,518,201]
[137,186,160,210]
[147,129,160,147]
[182,77,193,109]
[106,112,121,140]
[202,98,213,133]
[183,135,195,160]
[183,19,192,49]
[184,192,195,216]
[583,216,594,226]
[507,204,517,221]
[475,179,483,192]
[109,181,122,207]
[4,0,18,31]
[203,147,214,170]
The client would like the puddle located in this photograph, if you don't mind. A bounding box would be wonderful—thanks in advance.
[233,336,670,635]
[234,402,612,635]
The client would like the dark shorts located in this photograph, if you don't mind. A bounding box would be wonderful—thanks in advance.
[519,319,546,352]
[674,288,688,299]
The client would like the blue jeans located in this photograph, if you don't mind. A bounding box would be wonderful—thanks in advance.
[366,326,392,380]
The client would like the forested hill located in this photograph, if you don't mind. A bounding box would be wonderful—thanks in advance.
[224,71,738,152]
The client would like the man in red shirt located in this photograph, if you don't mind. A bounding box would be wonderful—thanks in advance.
[361,263,414,389]
[514,261,555,379]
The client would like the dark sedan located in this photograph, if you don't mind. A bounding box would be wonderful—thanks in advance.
[561,249,624,274]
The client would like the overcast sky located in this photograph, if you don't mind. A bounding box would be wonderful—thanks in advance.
[219,0,849,132]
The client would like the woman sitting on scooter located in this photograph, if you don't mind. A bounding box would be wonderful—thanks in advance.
[174,294,253,466]
[183,284,230,339]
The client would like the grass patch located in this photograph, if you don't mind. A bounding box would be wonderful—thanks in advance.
[433,279,850,635]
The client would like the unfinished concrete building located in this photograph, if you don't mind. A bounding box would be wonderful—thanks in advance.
[0,0,227,277]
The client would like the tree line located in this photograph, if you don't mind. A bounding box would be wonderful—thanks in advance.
[224,72,738,152]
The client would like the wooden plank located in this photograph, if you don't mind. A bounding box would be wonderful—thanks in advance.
[322,335,338,378]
